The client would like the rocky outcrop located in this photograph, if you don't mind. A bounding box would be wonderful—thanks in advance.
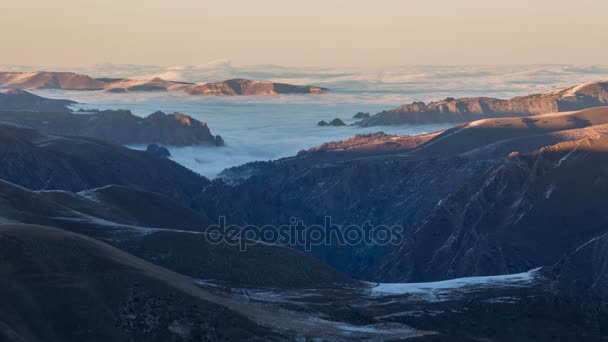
[317,118,346,126]
[357,80,608,126]
[0,109,224,146]
[186,78,327,96]
[0,89,75,112]
[145,144,171,158]
[0,71,328,96]
[353,112,371,119]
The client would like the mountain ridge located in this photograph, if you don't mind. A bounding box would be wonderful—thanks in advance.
[356,80,608,126]
[0,71,328,95]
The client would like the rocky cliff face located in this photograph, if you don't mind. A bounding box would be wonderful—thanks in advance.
[0,71,328,96]
[357,80,608,126]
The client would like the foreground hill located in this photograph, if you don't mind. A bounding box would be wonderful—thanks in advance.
[357,80,608,126]
[0,224,277,341]
[0,71,327,95]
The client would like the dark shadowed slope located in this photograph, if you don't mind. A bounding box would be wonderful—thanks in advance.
[357,80,608,126]
[0,178,352,289]
[0,224,278,342]
[0,123,206,202]
[377,131,608,282]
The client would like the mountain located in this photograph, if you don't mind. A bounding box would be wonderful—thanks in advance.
[376,126,608,282]
[0,107,224,146]
[198,107,608,280]
[0,71,107,90]
[357,80,608,126]
[104,77,194,93]
[185,78,327,96]
[0,124,351,288]
[0,71,328,96]
[2,104,608,339]
[0,123,207,202]
[0,89,75,112]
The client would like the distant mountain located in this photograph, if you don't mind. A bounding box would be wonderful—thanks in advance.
[0,71,328,95]
[0,89,75,112]
[0,71,107,90]
[0,90,224,146]
[103,77,194,93]
[356,80,608,126]
[186,78,327,96]
[0,104,223,147]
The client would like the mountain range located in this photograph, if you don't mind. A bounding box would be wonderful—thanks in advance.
[0,89,223,146]
[1,80,608,340]
[0,71,327,96]
[356,80,608,126]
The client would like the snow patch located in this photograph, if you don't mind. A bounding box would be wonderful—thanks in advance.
[371,268,542,301]
[545,184,555,199]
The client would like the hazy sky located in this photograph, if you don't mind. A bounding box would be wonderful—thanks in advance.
[2,0,607,67]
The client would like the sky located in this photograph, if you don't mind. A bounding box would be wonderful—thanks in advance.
[2,0,607,68]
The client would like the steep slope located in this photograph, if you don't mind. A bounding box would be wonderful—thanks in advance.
[376,125,608,282]
[200,107,608,280]
[0,180,352,289]
[0,224,277,342]
[551,232,608,335]
[357,80,608,126]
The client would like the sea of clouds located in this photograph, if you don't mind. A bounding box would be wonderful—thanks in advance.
[10,62,608,178]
